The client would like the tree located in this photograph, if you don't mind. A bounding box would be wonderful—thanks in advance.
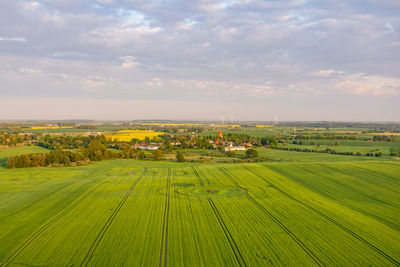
[226,151,236,157]
[85,140,108,161]
[246,149,258,159]
[261,136,278,148]
[144,136,150,144]
[153,149,163,161]
[176,151,185,162]
[120,143,134,158]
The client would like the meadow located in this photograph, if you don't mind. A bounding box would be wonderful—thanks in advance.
[0,153,399,266]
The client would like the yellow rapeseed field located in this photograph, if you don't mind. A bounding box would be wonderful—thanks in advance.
[134,123,241,127]
[31,126,74,129]
[213,124,241,127]
[135,123,206,127]
[106,130,164,142]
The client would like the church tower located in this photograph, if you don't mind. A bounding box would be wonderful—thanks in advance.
[218,130,223,139]
[217,130,223,144]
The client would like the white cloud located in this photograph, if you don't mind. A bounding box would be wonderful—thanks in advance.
[0,37,27,42]
[0,0,399,120]
[120,56,139,69]
[384,23,394,33]
[335,73,400,95]
[22,1,41,10]
[18,68,42,73]
[314,70,346,77]
[147,78,162,86]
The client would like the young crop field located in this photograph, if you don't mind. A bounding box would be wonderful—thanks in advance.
[0,157,399,266]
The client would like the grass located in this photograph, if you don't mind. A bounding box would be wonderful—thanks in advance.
[0,158,399,266]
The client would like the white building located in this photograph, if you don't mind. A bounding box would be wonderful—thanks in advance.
[138,145,159,150]
[224,146,246,151]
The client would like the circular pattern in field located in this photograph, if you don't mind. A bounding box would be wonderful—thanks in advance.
[174,185,248,199]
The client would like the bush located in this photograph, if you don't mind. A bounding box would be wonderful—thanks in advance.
[226,151,236,157]
[176,151,185,162]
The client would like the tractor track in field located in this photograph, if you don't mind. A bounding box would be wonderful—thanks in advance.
[0,169,101,222]
[158,168,171,267]
[269,164,400,234]
[346,164,400,189]
[80,173,144,267]
[193,167,246,267]
[306,164,396,208]
[208,198,247,267]
[191,167,204,186]
[0,182,71,222]
[218,167,324,267]
[243,165,400,266]
[0,169,108,267]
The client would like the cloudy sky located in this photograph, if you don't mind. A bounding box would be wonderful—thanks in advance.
[0,0,399,121]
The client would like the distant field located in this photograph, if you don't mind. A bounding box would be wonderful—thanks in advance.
[31,126,74,130]
[0,146,50,167]
[370,132,400,136]
[255,148,392,162]
[0,159,399,266]
[20,125,134,133]
[106,130,164,142]
[200,128,280,137]
[282,139,400,155]
[173,148,388,163]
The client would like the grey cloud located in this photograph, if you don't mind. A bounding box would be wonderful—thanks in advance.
[0,0,399,120]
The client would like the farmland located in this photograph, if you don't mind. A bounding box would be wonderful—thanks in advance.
[105,130,164,142]
[278,139,400,156]
[0,156,399,266]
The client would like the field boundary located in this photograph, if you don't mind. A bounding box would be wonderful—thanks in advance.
[244,165,400,266]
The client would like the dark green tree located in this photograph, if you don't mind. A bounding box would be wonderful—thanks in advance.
[153,149,163,161]
[176,151,185,162]
[246,149,258,159]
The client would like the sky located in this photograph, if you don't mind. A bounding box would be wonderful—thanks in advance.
[0,0,399,121]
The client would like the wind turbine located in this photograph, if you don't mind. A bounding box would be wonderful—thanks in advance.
[273,114,279,125]
[230,115,234,124]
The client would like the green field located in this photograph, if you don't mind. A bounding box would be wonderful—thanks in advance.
[0,155,399,266]
[282,140,400,155]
